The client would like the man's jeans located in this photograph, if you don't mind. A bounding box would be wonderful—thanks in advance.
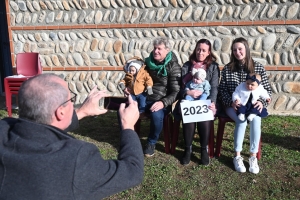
[145,101,170,145]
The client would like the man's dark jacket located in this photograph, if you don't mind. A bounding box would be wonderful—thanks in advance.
[145,52,181,107]
[0,113,144,200]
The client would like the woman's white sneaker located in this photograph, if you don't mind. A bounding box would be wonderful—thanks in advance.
[249,156,260,174]
[233,156,246,173]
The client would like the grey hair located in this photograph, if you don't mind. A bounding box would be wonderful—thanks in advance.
[152,37,172,50]
[18,73,69,125]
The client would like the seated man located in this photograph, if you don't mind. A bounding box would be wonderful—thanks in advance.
[0,73,144,200]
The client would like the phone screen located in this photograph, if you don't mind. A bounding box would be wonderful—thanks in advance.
[103,97,111,109]
[103,97,128,110]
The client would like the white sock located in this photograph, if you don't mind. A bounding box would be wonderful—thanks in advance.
[247,114,256,121]
[238,114,245,121]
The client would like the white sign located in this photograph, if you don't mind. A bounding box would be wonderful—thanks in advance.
[180,100,214,123]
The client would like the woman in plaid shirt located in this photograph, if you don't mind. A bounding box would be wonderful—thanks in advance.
[218,37,272,174]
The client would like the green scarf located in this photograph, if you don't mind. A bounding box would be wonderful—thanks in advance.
[145,52,172,77]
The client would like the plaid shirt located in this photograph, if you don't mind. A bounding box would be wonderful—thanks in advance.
[219,61,272,107]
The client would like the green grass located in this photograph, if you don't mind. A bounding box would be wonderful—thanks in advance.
[74,112,300,200]
[1,108,299,200]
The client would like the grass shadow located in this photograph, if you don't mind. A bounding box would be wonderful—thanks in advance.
[262,131,300,151]
[260,115,300,152]
[72,111,173,155]
[215,154,237,171]
[70,111,122,150]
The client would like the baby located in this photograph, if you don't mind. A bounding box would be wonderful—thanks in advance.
[182,61,207,87]
[119,57,153,113]
[184,68,211,101]
[232,73,271,121]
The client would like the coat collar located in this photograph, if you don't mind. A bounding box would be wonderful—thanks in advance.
[1,117,75,146]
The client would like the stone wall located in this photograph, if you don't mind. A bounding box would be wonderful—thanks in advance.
[5,0,300,115]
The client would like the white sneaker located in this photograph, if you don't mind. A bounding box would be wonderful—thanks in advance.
[238,114,245,121]
[233,156,246,173]
[247,114,256,121]
[249,156,260,174]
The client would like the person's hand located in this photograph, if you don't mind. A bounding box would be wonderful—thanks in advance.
[119,95,139,130]
[119,82,125,90]
[76,86,108,120]
[186,90,202,98]
[147,86,153,95]
[209,102,216,116]
[254,101,263,113]
[266,98,271,104]
[231,101,240,111]
[123,87,131,96]
[234,99,241,105]
[150,101,164,112]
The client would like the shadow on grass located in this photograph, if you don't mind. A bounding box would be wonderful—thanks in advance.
[261,116,300,151]
[262,131,300,151]
[215,154,237,171]
[71,111,122,150]
[71,111,173,156]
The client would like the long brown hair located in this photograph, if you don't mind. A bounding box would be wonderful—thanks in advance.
[189,39,216,67]
[229,37,254,73]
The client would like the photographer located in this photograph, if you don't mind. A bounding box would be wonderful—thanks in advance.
[0,73,144,200]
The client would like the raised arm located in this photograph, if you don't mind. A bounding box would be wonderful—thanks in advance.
[207,63,220,103]
[65,87,108,132]
[73,95,143,199]
[218,66,233,107]
[255,61,272,107]
[75,86,108,120]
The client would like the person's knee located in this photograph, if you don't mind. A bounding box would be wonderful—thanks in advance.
[151,111,164,120]
[251,115,261,124]
[225,107,239,122]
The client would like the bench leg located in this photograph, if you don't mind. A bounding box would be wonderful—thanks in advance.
[209,120,215,158]
[163,115,171,154]
[170,119,180,154]
[215,118,226,158]
[134,119,141,136]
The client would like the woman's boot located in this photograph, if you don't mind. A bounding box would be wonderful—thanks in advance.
[201,147,209,165]
[181,146,192,165]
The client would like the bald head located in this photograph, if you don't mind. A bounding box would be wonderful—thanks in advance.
[18,73,69,125]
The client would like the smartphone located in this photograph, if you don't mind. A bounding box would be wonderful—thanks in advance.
[103,96,128,110]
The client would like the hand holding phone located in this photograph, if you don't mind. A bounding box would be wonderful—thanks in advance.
[118,95,139,130]
[104,96,128,110]
[76,87,108,120]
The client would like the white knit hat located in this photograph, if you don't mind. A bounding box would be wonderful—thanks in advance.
[192,68,206,81]
[125,60,143,72]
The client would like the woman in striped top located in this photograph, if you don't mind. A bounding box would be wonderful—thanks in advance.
[218,37,272,174]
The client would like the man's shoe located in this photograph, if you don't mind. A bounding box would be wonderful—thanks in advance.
[144,143,155,157]
[180,146,192,166]
[233,156,246,173]
[249,156,260,174]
